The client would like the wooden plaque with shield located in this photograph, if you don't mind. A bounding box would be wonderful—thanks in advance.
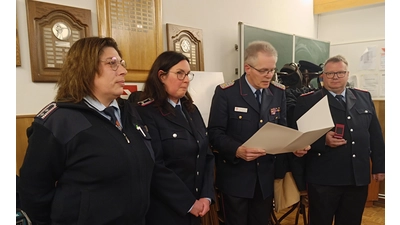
[97,0,163,82]
[166,23,204,71]
[25,0,92,82]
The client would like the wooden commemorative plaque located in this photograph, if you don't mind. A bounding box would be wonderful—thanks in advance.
[25,0,92,82]
[166,23,204,71]
[97,0,163,82]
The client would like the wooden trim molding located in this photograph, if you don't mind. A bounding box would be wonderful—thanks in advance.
[314,0,385,14]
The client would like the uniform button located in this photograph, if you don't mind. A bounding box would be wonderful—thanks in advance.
[205,132,208,136]
[196,188,198,192]
[364,110,368,113]
[197,171,199,175]
[353,154,356,157]
[173,133,177,138]
[239,115,242,119]
[350,129,353,132]
[275,117,278,120]
[223,160,226,163]
[197,154,200,158]
[257,162,260,166]
[352,141,355,145]
[318,153,321,156]
[347,116,351,120]
[197,140,199,143]
[260,119,263,123]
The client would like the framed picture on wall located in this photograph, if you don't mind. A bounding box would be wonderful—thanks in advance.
[25,0,92,82]
[166,23,205,71]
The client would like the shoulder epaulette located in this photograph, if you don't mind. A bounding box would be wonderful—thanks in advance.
[219,80,235,89]
[352,87,368,92]
[36,102,58,120]
[137,98,154,106]
[300,91,314,97]
[271,81,285,90]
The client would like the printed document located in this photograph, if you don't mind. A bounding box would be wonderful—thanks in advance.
[243,96,333,154]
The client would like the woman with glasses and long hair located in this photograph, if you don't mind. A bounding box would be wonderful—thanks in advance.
[134,51,215,225]
[18,37,155,225]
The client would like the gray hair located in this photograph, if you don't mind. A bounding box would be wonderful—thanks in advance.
[323,55,348,70]
[244,40,278,65]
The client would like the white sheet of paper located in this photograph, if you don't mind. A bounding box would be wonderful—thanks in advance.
[243,95,333,154]
[188,71,225,125]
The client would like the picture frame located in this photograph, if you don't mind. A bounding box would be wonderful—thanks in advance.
[166,23,205,71]
[25,0,92,82]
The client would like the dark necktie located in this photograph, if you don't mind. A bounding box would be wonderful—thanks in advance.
[175,105,187,120]
[335,95,346,108]
[103,106,118,125]
[255,89,261,107]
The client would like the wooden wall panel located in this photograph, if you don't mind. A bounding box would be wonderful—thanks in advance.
[364,100,385,206]
[97,0,163,82]
[314,0,385,14]
[16,115,35,176]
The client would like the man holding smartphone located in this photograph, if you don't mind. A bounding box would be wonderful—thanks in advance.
[292,55,385,225]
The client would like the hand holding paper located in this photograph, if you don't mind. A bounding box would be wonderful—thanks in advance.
[242,96,333,154]
[293,145,311,157]
[235,145,267,161]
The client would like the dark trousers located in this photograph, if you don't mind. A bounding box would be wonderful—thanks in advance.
[308,183,368,225]
[221,181,273,225]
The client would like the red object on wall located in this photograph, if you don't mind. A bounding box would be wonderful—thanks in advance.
[120,85,137,99]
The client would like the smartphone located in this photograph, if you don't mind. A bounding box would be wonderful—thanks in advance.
[334,124,345,138]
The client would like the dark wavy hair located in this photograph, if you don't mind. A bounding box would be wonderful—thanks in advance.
[141,51,194,114]
[55,37,122,102]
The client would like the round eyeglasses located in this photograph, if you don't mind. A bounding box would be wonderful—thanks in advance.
[248,64,276,75]
[169,70,195,81]
[101,57,127,71]
[324,71,348,79]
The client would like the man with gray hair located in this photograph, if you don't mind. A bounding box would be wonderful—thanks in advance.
[208,40,309,225]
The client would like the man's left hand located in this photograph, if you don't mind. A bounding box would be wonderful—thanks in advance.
[293,145,311,157]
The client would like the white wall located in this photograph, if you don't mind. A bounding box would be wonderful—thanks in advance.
[317,3,384,44]
[317,3,385,99]
[16,0,316,114]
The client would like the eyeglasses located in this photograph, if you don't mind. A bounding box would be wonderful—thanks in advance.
[248,64,276,75]
[324,71,348,79]
[101,57,127,71]
[169,70,195,81]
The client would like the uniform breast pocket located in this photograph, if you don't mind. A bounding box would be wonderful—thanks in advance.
[229,112,251,135]
[355,108,372,127]
[159,129,190,159]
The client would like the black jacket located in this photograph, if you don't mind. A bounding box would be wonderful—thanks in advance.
[136,98,215,225]
[208,74,287,199]
[18,100,154,225]
[292,87,385,190]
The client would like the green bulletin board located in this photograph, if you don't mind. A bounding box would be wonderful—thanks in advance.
[238,22,330,75]
[295,35,330,66]
[243,25,293,71]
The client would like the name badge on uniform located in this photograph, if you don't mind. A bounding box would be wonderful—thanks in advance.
[234,107,248,113]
